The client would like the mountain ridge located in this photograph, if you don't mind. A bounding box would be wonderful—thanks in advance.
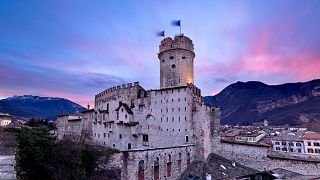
[204,79,320,126]
[0,95,86,120]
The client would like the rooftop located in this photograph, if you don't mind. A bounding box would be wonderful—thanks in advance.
[302,132,320,140]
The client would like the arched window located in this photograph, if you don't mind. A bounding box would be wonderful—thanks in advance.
[138,160,144,180]
[178,153,182,174]
[187,152,191,167]
[154,157,160,180]
[167,154,172,177]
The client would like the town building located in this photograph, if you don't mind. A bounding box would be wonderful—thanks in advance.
[0,113,13,126]
[271,134,305,154]
[235,131,265,143]
[303,133,320,155]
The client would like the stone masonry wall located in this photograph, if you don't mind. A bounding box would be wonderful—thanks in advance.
[106,145,195,180]
[220,141,320,175]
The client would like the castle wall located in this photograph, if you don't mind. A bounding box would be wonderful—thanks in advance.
[106,145,195,180]
[220,141,320,175]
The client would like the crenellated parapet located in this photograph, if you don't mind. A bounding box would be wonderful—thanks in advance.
[159,35,194,56]
[95,82,145,106]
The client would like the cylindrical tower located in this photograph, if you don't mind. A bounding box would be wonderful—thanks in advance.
[158,35,195,89]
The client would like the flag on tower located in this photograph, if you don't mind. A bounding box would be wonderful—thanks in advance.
[157,30,165,37]
[171,20,181,26]
[171,20,182,35]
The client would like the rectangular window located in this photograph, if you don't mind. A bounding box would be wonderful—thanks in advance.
[113,144,115,148]
[119,134,122,139]
[315,149,320,154]
[308,142,312,146]
[296,143,301,146]
[314,142,320,146]
[143,134,149,142]
[308,148,314,153]
[185,135,189,143]
[282,142,287,146]
[172,108,174,112]
[281,147,287,151]
[276,147,280,151]
[275,142,280,145]
[104,133,106,137]
[298,149,301,153]
[178,98,180,102]
[172,117,174,122]
[289,142,294,146]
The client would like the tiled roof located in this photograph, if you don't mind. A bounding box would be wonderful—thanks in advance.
[271,134,303,142]
[302,133,320,140]
[178,153,258,180]
[115,102,133,114]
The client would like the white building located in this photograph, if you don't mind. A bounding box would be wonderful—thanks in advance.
[303,133,320,155]
[235,131,265,143]
[271,134,305,154]
[0,113,12,126]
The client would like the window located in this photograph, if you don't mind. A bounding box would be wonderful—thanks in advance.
[185,107,187,111]
[162,59,165,62]
[161,117,163,122]
[185,135,189,143]
[113,144,115,148]
[308,142,312,146]
[308,148,314,153]
[179,117,180,122]
[315,149,320,154]
[289,142,294,146]
[172,108,174,112]
[172,117,174,122]
[290,148,294,152]
[281,147,287,151]
[182,56,186,59]
[171,64,176,68]
[98,134,100,138]
[170,56,174,59]
[121,108,124,112]
[297,149,302,153]
[282,142,287,146]
[178,98,180,102]
[275,142,280,145]
[296,143,301,146]
[125,114,127,119]
[276,147,280,151]
[167,117,168,122]
[128,143,131,150]
[119,134,122,139]
[314,142,320,146]
[143,134,149,142]
[104,133,106,137]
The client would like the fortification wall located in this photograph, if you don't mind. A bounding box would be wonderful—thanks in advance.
[220,141,320,175]
[106,145,195,180]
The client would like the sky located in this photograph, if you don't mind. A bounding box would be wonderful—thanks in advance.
[1,0,320,107]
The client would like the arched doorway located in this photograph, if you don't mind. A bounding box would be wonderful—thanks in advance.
[138,160,144,180]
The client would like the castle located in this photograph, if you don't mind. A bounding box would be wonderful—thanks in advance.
[57,35,221,179]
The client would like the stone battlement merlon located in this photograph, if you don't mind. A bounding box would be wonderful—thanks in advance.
[159,35,194,55]
[95,82,140,99]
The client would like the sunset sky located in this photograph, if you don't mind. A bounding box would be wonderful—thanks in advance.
[1,0,320,106]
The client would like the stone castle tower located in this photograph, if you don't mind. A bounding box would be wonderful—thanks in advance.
[158,35,195,88]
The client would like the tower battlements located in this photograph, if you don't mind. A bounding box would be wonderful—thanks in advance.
[159,35,194,56]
